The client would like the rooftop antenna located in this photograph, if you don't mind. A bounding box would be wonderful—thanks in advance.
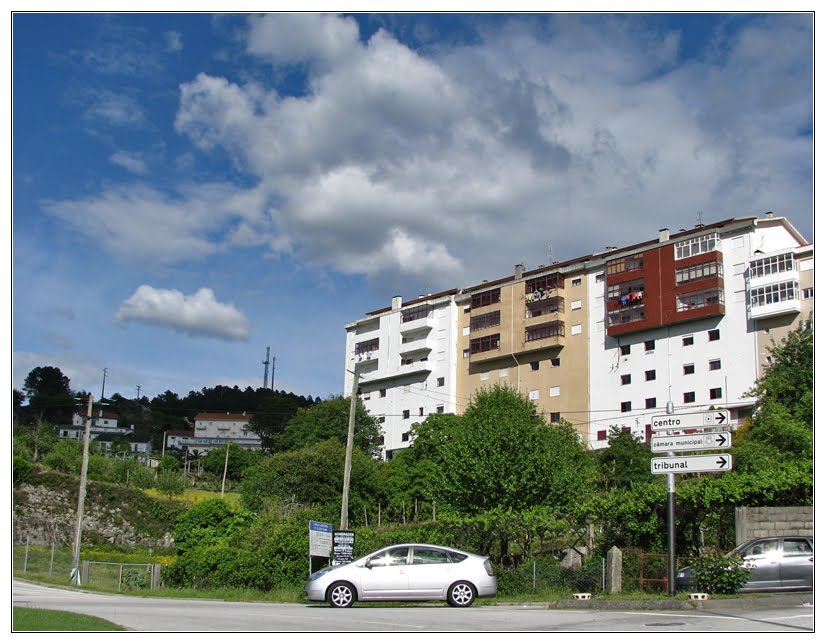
[262,347,270,389]
[696,210,704,226]
[548,243,554,265]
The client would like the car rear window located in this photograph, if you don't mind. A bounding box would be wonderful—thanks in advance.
[783,538,812,555]
[412,548,451,564]
[447,552,468,564]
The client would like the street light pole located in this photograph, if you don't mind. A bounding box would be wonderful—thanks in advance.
[340,369,360,530]
[70,393,94,584]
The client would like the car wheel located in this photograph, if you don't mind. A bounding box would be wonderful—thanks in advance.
[447,581,476,607]
[327,582,356,608]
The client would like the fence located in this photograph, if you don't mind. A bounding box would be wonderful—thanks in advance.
[13,539,163,591]
[496,557,606,596]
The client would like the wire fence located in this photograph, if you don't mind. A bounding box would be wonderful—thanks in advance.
[495,557,606,596]
[12,539,163,591]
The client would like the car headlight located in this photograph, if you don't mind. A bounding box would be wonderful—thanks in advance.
[309,568,331,582]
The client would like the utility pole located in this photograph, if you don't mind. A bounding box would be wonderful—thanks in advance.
[340,369,360,530]
[666,400,676,595]
[70,393,94,585]
[220,441,230,498]
[262,347,271,389]
[101,368,107,401]
[136,385,141,400]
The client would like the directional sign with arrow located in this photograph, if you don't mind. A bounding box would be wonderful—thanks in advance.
[651,431,732,453]
[651,453,733,475]
[650,410,730,431]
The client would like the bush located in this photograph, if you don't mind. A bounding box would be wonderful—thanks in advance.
[13,455,34,486]
[690,550,751,595]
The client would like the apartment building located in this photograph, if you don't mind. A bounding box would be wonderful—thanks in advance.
[344,212,811,452]
[178,411,261,455]
[455,260,592,439]
[587,214,810,447]
[343,290,460,459]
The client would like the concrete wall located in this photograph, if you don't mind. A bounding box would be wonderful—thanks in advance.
[735,506,813,544]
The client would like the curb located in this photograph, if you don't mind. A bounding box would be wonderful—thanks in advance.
[547,592,813,611]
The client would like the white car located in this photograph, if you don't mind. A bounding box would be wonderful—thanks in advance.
[305,543,497,607]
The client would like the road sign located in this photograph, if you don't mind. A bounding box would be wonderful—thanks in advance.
[651,431,731,453]
[651,453,733,474]
[650,410,730,430]
[309,521,333,557]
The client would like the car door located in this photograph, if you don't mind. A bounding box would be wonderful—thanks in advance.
[359,546,411,599]
[405,546,455,599]
[779,538,813,589]
[741,539,781,590]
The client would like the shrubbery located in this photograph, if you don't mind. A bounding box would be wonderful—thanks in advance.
[689,550,751,595]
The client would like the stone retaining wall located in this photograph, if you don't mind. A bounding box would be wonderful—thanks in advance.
[735,506,813,543]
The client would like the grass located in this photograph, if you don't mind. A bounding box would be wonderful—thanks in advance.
[143,487,242,506]
[13,607,125,631]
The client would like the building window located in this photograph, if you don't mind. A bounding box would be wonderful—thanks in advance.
[709,359,722,371]
[499,368,509,378]
[526,296,564,318]
[530,361,540,371]
[682,335,694,347]
[645,370,656,381]
[470,333,500,354]
[803,287,814,299]
[708,329,720,341]
[380,389,387,397]
[572,277,582,286]
[401,303,429,323]
[596,272,605,283]
[674,233,719,259]
[550,412,561,423]
[378,417,385,423]
[436,406,444,414]
[676,260,723,284]
[645,398,657,409]
[621,401,632,413]
[470,310,501,331]
[621,374,631,385]
[403,410,410,419]
[550,357,561,367]
[526,273,562,295]
[571,324,582,335]
[749,252,795,279]
[749,281,800,309]
[644,339,655,351]
[463,349,470,359]
[571,299,582,310]
[710,388,723,400]
[355,338,379,354]
[529,389,540,400]
[607,253,644,275]
[419,407,424,416]
[620,344,631,356]
[597,429,608,441]
[608,305,645,326]
[525,321,565,342]
[437,377,445,387]
[683,391,696,403]
[401,432,410,442]
[607,279,645,303]
[684,364,695,375]
[549,386,561,397]
[676,287,724,312]
[470,288,501,308]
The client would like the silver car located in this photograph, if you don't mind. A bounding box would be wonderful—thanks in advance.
[305,543,497,607]
[676,535,814,592]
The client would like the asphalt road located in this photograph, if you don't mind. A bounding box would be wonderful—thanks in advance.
[12,580,814,633]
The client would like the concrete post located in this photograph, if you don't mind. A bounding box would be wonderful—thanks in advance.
[607,546,622,594]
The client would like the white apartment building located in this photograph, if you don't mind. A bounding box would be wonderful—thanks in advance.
[587,214,811,448]
[344,290,460,459]
[180,411,261,455]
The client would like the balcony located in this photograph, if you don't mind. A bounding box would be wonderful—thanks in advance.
[399,336,433,356]
[400,313,435,334]
[749,298,802,319]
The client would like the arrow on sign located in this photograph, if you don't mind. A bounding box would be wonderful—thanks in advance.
[715,434,727,446]
[714,412,727,424]
[716,456,729,468]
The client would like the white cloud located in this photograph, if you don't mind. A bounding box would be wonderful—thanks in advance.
[48,14,813,290]
[110,151,148,175]
[114,285,250,341]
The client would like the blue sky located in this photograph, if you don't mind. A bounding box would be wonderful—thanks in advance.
[10,11,814,404]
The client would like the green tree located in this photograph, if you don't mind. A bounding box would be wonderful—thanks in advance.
[433,384,592,515]
[156,469,187,498]
[202,444,260,481]
[21,366,76,426]
[279,396,383,457]
[246,394,304,452]
[596,427,654,490]
[240,438,383,514]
